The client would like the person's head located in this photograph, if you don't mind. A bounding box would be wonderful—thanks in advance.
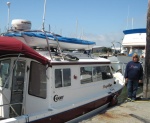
[132,53,139,62]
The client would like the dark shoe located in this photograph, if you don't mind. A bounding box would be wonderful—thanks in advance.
[125,98,132,102]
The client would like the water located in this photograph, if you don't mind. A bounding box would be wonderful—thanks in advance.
[118,85,143,103]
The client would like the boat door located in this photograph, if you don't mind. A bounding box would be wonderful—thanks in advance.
[9,60,26,117]
[0,59,11,118]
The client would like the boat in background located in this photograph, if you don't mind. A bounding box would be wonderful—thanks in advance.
[108,55,132,73]
[3,19,96,50]
[108,28,146,74]
[122,28,146,57]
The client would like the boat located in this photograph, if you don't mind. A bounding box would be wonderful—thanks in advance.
[0,35,125,122]
[3,19,96,50]
[122,28,146,57]
[107,28,146,73]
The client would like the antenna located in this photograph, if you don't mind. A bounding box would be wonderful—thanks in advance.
[126,5,129,29]
[132,18,134,29]
[42,0,47,31]
[76,19,78,38]
[7,2,11,31]
[80,28,84,39]
[49,24,51,32]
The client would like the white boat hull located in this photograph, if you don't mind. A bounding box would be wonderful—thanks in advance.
[15,35,95,50]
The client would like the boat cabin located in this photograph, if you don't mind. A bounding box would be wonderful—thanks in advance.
[122,28,146,57]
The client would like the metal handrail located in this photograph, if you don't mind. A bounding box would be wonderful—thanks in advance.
[0,53,22,117]
[0,102,23,107]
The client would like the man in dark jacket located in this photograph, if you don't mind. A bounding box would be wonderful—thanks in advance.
[124,53,143,102]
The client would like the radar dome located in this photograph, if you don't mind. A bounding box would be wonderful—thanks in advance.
[11,19,31,31]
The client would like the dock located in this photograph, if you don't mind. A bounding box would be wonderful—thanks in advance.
[80,96,150,123]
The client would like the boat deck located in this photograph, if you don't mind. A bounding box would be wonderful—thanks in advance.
[79,94,150,123]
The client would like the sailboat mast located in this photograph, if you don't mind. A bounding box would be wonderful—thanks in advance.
[126,5,129,29]
[76,19,78,38]
[42,0,47,31]
[7,2,11,31]
[132,18,134,29]
[42,0,53,59]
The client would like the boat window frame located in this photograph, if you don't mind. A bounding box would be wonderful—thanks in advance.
[80,65,113,84]
[28,61,47,99]
[55,68,71,88]
[0,59,11,88]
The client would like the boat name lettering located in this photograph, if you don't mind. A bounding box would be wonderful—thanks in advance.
[103,83,112,88]
[53,95,64,102]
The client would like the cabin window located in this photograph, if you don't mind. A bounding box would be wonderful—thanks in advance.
[55,69,62,88]
[55,68,71,88]
[29,62,47,99]
[80,66,113,84]
[10,60,26,117]
[0,59,11,88]
[101,66,113,80]
[92,66,102,82]
[80,67,92,84]
[12,60,26,92]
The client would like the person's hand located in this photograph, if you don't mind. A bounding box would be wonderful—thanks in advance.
[125,78,128,86]
[125,78,128,84]
[139,80,142,83]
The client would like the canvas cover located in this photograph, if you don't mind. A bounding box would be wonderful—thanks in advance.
[0,36,50,65]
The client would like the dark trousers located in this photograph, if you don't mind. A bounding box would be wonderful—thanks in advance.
[127,79,139,100]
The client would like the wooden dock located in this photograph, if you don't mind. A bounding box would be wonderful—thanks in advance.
[79,97,150,123]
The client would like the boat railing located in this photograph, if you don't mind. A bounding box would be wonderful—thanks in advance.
[0,96,19,117]
[51,33,64,60]
[21,29,65,61]
[0,53,23,118]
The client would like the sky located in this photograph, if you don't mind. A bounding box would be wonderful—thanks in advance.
[0,0,148,47]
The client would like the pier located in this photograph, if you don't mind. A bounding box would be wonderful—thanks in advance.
[79,94,150,123]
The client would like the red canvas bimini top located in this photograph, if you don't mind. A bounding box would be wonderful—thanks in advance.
[0,36,50,65]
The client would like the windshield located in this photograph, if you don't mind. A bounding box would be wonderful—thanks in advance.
[0,59,11,88]
[132,49,145,56]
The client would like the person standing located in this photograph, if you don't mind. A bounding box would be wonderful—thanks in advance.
[124,53,143,102]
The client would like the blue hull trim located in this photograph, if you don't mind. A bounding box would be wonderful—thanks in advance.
[4,31,96,45]
[123,28,146,34]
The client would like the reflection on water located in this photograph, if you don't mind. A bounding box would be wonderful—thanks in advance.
[118,85,143,103]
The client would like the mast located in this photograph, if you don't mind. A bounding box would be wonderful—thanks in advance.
[132,18,134,29]
[76,19,78,38]
[42,0,46,31]
[126,5,129,29]
[7,2,11,31]
[49,24,51,32]
[42,0,52,59]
